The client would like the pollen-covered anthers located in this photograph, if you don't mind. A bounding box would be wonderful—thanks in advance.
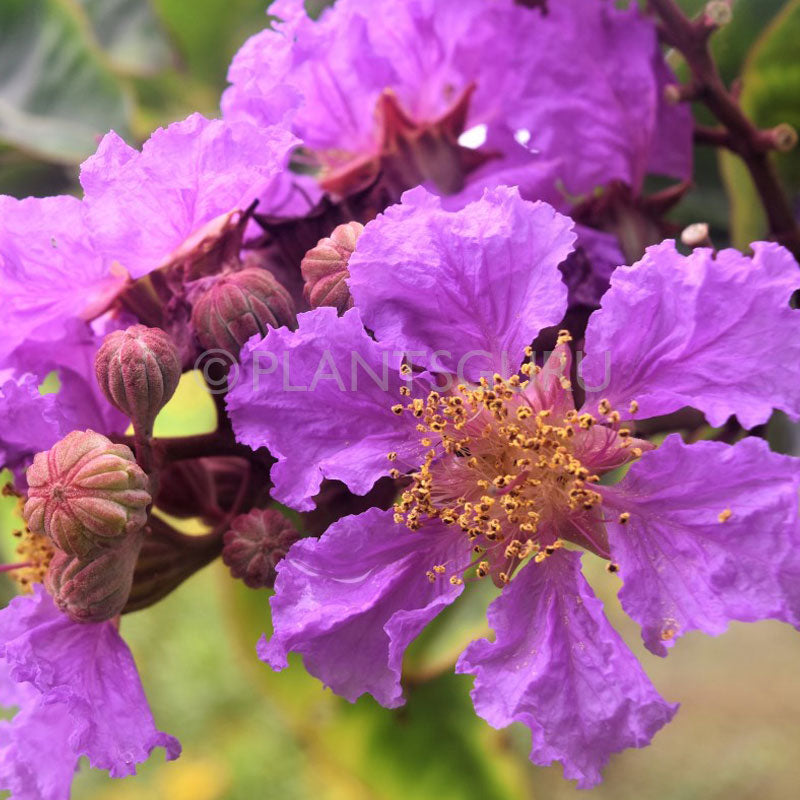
[394,379,603,583]
[9,525,54,591]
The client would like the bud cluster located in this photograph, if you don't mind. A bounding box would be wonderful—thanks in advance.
[23,430,152,622]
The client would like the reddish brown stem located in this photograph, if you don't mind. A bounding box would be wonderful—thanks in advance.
[650,0,800,257]
[112,431,263,464]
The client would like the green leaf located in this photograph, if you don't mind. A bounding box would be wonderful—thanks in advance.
[74,0,175,77]
[152,0,273,90]
[0,0,132,163]
[719,0,800,248]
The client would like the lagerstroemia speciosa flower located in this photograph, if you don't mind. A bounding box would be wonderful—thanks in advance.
[226,186,800,787]
[223,0,690,202]
[223,0,692,307]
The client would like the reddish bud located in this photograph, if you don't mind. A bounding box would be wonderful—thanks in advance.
[95,325,181,435]
[45,530,143,623]
[23,430,151,558]
[191,269,296,353]
[222,509,299,589]
[301,222,364,313]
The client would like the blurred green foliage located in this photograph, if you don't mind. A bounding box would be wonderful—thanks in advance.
[719,0,800,248]
[3,1,800,798]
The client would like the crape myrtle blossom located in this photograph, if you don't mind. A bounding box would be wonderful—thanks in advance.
[0,586,180,799]
[226,186,800,786]
[222,0,691,206]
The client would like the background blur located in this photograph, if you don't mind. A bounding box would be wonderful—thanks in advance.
[2,1,800,798]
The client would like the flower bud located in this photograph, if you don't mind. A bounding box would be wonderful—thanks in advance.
[704,0,732,26]
[680,222,712,249]
[301,222,364,313]
[45,530,143,623]
[23,430,151,558]
[191,269,296,354]
[95,325,181,435]
[222,509,299,589]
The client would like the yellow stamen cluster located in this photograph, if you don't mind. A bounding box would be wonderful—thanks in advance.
[10,526,54,591]
[393,375,604,580]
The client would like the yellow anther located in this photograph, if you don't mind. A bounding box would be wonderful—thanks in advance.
[387,452,397,461]
[629,400,639,414]
[391,404,404,415]
[556,329,572,344]
[618,512,631,524]
[449,576,463,585]
[718,508,732,523]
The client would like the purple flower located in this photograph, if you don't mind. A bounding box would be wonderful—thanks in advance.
[223,0,531,164]
[226,185,800,786]
[81,113,298,279]
[0,585,180,798]
[223,0,690,203]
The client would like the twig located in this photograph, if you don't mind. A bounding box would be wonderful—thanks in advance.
[649,0,800,258]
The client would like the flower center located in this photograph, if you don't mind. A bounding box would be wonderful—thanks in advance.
[391,339,643,585]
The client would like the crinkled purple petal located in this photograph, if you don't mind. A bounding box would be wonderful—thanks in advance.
[600,434,800,656]
[260,507,471,707]
[581,241,800,427]
[227,307,421,511]
[81,114,297,278]
[0,672,77,800]
[513,0,692,195]
[457,549,677,788]
[221,3,305,129]
[348,186,574,379]
[0,194,125,357]
[0,585,180,780]
[0,374,63,478]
